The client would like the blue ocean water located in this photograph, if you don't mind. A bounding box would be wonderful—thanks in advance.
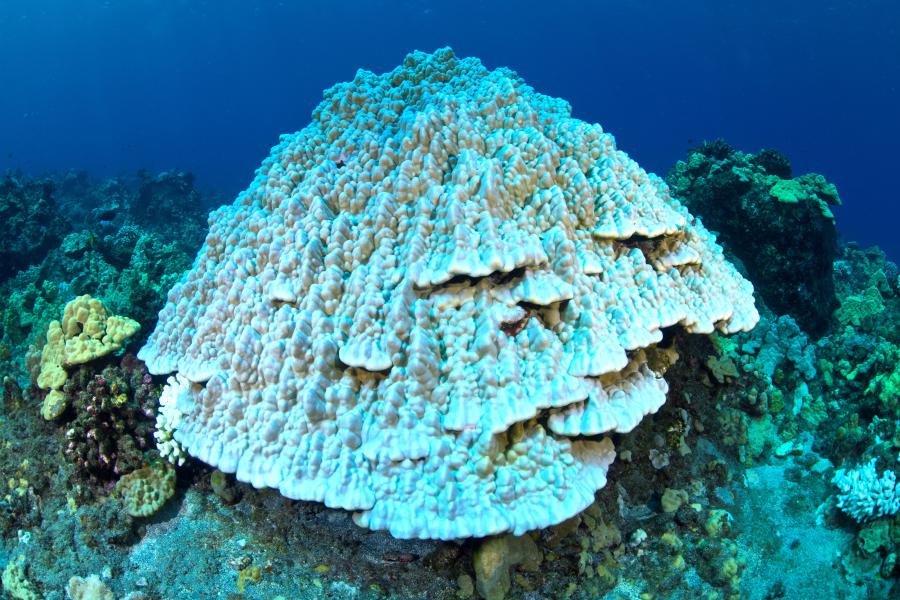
[0,0,897,259]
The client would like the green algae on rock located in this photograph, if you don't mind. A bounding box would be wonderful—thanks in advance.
[668,141,840,335]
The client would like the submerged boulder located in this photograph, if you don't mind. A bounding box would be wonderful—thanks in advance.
[668,141,840,336]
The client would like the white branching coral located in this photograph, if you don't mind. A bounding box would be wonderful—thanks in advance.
[832,458,900,522]
[139,48,759,539]
[154,374,191,466]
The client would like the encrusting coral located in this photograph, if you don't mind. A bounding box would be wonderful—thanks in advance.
[1,555,40,600]
[66,574,115,600]
[114,460,176,517]
[140,47,758,540]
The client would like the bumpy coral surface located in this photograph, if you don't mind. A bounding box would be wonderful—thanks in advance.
[140,48,758,539]
[63,357,158,482]
[114,460,176,517]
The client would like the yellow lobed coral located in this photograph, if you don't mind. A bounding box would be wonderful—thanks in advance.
[114,461,176,518]
[35,295,140,420]
[58,295,140,366]
[834,285,885,327]
[35,321,67,390]
[39,389,67,421]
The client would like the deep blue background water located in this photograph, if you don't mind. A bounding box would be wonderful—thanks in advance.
[1,1,898,260]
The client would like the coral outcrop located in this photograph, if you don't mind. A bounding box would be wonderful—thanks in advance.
[5,139,896,600]
[140,48,758,539]
[667,141,840,335]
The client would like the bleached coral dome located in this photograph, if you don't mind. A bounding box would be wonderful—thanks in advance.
[139,47,759,540]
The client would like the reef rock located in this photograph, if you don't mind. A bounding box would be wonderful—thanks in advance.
[667,141,840,335]
[0,174,69,281]
[140,48,758,539]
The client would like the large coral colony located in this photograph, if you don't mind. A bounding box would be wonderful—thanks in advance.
[1,47,898,599]
[140,46,758,541]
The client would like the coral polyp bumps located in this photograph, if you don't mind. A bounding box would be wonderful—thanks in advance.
[140,48,758,540]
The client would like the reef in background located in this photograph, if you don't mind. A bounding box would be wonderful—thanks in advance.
[668,141,841,336]
[0,170,215,385]
[0,141,897,600]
